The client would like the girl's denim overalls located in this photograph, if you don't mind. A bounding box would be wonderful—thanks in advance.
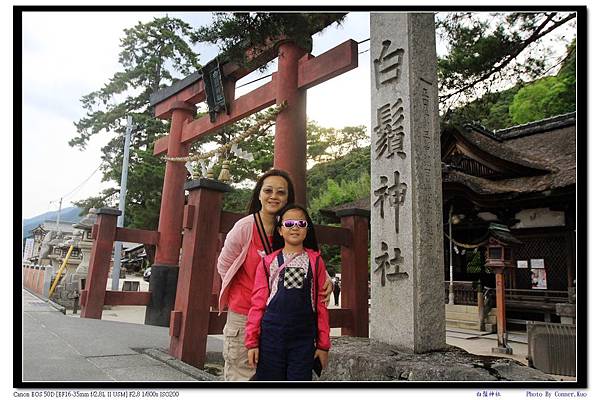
[255,252,316,381]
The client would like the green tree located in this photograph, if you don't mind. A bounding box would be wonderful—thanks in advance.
[446,86,521,130]
[509,76,572,124]
[222,188,253,214]
[509,39,576,124]
[557,39,576,94]
[307,173,371,274]
[194,13,346,70]
[437,12,576,119]
[70,17,201,229]
[308,174,371,224]
[306,146,370,202]
[307,122,368,163]
[446,38,576,130]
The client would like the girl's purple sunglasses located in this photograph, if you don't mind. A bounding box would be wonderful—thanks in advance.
[282,219,308,229]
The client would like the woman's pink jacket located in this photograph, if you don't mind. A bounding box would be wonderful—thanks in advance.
[216,214,255,314]
[244,248,331,351]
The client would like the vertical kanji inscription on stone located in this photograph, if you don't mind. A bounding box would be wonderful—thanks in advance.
[370,13,445,353]
[374,241,407,287]
[375,99,406,160]
[373,40,405,89]
[373,171,407,234]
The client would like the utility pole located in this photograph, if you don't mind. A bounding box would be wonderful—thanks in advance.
[55,197,63,234]
[111,116,133,290]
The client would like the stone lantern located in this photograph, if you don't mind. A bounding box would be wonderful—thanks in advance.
[71,209,97,292]
[47,234,64,270]
[32,228,44,261]
[484,223,521,355]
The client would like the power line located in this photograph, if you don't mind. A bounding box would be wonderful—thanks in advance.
[358,37,370,54]
[236,73,273,89]
[49,163,103,204]
[236,38,371,89]
[63,163,103,199]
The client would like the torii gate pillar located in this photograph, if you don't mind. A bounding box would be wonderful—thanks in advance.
[274,41,308,205]
[145,102,196,326]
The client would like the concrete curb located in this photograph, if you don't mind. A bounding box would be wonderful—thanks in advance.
[23,287,66,314]
[141,348,222,381]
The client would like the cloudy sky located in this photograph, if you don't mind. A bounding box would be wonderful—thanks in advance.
[19,10,371,219]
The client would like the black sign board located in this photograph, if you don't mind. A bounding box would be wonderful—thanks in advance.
[201,58,230,123]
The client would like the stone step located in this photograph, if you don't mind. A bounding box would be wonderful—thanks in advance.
[446,319,496,332]
[446,311,497,324]
[446,319,480,330]
[445,304,496,316]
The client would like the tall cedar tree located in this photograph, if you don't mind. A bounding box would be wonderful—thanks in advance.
[193,13,346,70]
[70,17,201,230]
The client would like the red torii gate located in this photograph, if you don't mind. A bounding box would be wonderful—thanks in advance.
[146,38,358,320]
[154,37,363,365]
[80,34,369,369]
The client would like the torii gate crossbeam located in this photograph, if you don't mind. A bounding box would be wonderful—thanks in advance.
[153,40,358,154]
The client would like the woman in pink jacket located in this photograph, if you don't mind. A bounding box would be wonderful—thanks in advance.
[217,169,332,381]
[246,204,330,380]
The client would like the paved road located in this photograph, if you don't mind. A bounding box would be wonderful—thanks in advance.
[21,289,222,382]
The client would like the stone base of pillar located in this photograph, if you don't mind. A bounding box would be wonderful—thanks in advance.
[144,264,179,327]
[320,337,550,381]
[492,346,513,355]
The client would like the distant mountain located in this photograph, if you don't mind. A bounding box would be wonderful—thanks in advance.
[22,207,84,238]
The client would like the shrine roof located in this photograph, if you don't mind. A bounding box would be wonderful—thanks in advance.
[449,113,576,193]
[493,112,576,139]
[320,113,576,220]
[458,111,576,177]
[37,221,78,233]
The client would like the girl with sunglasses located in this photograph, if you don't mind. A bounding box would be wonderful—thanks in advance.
[245,204,330,381]
[216,170,334,381]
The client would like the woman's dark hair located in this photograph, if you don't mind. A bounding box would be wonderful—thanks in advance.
[247,169,295,214]
[272,203,319,252]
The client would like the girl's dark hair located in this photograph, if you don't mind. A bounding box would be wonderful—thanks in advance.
[247,169,296,214]
[272,203,319,252]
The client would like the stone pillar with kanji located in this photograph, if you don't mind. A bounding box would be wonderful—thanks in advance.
[369,13,446,352]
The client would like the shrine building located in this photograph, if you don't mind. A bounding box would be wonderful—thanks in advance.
[324,111,577,325]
